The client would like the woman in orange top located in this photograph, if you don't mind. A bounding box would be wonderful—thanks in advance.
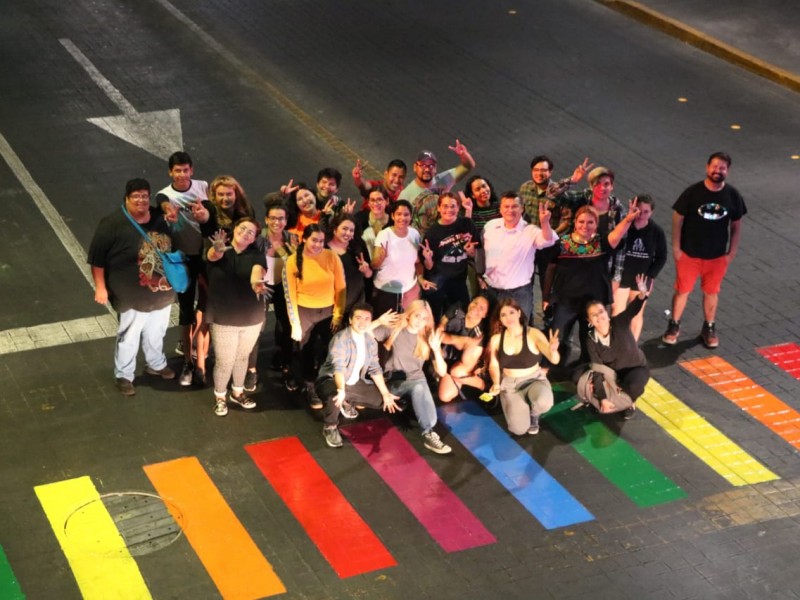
[283,224,346,408]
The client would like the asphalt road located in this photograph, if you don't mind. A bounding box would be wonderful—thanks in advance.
[2,0,800,598]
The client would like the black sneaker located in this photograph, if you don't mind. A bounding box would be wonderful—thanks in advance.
[323,426,343,448]
[701,321,719,349]
[179,363,194,387]
[662,319,680,345]
[192,367,207,387]
[623,405,636,420]
[244,370,258,392]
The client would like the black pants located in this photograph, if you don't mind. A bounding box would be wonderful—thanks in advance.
[316,378,384,426]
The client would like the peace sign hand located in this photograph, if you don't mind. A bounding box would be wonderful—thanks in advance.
[448,138,468,157]
[538,200,552,224]
[342,197,357,214]
[421,239,434,262]
[463,234,478,258]
[547,328,560,354]
[280,178,299,197]
[356,252,372,275]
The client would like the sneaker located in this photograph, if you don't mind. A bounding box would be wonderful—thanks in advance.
[422,431,452,454]
[145,365,176,380]
[179,363,194,387]
[192,367,207,387]
[340,401,359,419]
[323,426,343,448]
[229,393,257,410]
[527,415,540,435]
[175,341,184,356]
[116,378,135,396]
[307,384,323,410]
[214,397,228,417]
[662,319,680,345]
[623,404,637,420]
[701,321,719,349]
[244,370,258,392]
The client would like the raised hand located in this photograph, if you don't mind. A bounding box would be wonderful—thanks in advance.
[635,273,653,296]
[352,159,364,184]
[428,328,443,352]
[210,229,229,253]
[376,308,400,328]
[547,328,560,355]
[458,190,473,213]
[571,157,594,183]
[626,196,641,221]
[164,203,180,223]
[190,199,209,223]
[322,198,336,215]
[448,138,468,157]
[342,197,357,214]
[463,233,478,258]
[280,178,299,196]
[538,200,552,224]
[356,252,372,275]
[421,239,434,263]
[419,277,438,291]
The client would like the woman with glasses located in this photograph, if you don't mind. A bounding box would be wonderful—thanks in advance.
[205,217,268,417]
[243,199,298,391]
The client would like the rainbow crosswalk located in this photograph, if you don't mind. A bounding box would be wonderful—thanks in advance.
[10,342,800,598]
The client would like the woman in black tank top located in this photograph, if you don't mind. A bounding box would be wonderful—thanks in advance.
[487,298,560,436]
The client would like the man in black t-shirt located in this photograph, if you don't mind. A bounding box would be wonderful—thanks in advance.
[662,152,747,349]
[88,179,177,396]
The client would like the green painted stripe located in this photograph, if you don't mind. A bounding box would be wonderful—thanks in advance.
[0,545,25,600]
[544,386,687,507]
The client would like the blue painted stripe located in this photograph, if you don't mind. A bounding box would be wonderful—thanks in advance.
[438,401,594,529]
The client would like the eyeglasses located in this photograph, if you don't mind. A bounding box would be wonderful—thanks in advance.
[129,193,150,200]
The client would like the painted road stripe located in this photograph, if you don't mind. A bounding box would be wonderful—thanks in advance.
[0,545,24,600]
[682,356,800,449]
[246,437,397,578]
[143,456,286,599]
[341,419,496,552]
[639,379,779,486]
[757,342,800,379]
[34,476,151,600]
[438,401,594,529]
[546,387,687,507]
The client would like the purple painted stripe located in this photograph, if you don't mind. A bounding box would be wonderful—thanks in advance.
[342,419,496,553]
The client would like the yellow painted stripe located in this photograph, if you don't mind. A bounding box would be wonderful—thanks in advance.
[34,476,152,599]
[639,379,779,486]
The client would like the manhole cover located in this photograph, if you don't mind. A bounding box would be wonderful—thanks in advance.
[64,492,184,557]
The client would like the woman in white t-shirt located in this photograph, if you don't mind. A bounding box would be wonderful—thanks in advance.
[370,200,435,315]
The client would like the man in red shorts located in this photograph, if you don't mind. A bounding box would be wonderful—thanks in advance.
[662,152,746,349]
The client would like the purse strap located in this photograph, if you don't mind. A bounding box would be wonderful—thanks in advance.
[121,205,162,254]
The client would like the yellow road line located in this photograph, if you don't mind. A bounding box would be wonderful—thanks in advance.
[639,379,779,486]
[34,476,152,599]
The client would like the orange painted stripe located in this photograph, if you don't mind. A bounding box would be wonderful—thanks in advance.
[681,356,800,449]
[143,456,286,599]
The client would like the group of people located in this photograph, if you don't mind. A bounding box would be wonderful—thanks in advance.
[88,145,746,450]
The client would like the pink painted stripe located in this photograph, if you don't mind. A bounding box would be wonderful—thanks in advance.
[341,419,496,552]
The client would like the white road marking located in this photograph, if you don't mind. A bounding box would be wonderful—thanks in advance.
[59,38,183,160]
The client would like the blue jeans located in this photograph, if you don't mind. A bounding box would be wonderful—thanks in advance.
[114,305,171,381]
[388,378,437,434]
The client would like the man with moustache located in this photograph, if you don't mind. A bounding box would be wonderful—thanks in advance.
[399,140,476,234]
[662,152,746,349]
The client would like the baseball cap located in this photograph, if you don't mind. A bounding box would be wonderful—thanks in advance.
[416,150,437,163]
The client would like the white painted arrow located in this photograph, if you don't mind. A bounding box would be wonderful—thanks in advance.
[60,38,183,161]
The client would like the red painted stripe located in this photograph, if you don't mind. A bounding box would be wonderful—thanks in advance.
[757,342,800,379]
[682,356,800,449]
[246,437,396,578]
[342,419,495,552]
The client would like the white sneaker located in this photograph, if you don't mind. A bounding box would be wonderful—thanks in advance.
[214,398,228,417]
[422,431,452,454]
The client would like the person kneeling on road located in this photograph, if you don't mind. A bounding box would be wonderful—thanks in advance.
[316,303,401,448]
